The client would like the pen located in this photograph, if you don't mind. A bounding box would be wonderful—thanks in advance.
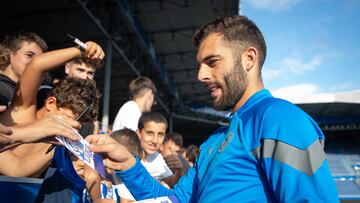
[66,33,87,50]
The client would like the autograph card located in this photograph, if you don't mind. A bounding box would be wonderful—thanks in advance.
[55,128,106,178]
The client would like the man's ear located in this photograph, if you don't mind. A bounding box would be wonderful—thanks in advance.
[242,47,258,71]
[65,63,71,75]
[44,96,58,112]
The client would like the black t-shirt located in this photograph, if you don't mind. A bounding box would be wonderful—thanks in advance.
[0,74,16,107]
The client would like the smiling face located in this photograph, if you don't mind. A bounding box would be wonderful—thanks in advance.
[137,121,167,158]
[197,33,248,111]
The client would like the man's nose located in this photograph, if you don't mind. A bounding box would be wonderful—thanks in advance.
[198,64,211,83]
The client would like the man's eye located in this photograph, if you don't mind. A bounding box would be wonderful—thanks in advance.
[208,59,218,67]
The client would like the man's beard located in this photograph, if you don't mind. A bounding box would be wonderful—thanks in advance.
[213,58,248,111]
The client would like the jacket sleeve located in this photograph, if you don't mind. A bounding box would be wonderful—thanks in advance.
[256,101,339,202]
[116,158,198,202]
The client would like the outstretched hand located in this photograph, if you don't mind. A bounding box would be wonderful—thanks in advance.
[86,134,136,172]
[11,115,81,144]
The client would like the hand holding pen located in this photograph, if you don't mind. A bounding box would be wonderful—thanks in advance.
[66,34,105,60]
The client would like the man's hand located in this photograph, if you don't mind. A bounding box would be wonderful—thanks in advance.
[86,134,136,172]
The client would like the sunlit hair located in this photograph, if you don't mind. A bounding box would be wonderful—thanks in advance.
[164,132,183,148]
[46,77,100,122]
[110,128,142,157]
[2,31,48,53]
[192,15,267,69]
[67,57,103,70]
[129,76,157,99]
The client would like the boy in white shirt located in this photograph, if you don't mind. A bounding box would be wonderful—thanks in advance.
[112,76,156,131]
[116,112,173,202]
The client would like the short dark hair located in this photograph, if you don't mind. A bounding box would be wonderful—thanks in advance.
[47,77,100,122]
[2,31,48,53]
[67,57,103,70]
[164,132,183,148]
[186,144,199,164]
[110,129,142,157]
[192,15,267,69]
[129,76,157,99]
[138,112,167,130]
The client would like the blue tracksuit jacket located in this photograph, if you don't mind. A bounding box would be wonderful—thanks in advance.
[117,89,339,202]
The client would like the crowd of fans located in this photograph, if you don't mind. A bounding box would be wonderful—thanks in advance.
[0,31,199,202]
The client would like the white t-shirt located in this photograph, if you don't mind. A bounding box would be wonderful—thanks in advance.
[114,152,173,200]
[141,152,173,180]
[112,101,141,131]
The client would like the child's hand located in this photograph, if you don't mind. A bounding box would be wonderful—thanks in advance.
[84,41,105,60]
[84,164,101,188]
[5,116,81,146]
[84,164,102,202]
[164,154,183,171]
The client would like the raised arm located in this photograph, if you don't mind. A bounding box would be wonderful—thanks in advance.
[15,42,103,109]
[0,116,81,152]
[0,42,104,126]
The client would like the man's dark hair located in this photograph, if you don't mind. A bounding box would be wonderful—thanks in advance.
[192,15,267,69]
[164,132,183,148]
[129,76,157,99]
[186,144,199,164]
[2,31,48,53]
[110,128,142,157]
[47,77,100,122]
[138,112,167,130]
